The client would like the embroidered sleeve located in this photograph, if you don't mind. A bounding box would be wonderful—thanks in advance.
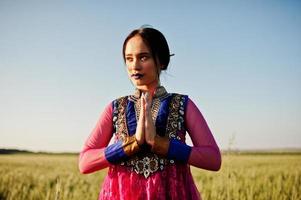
[150,94,191,163]
[167,138,192,162]
[151,135,192,163]
[185,98,222,171]
[105,136,140,164]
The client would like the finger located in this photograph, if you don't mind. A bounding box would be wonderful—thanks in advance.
[143,92,152,112]
[135,96,145,144]
[144,92,152,104]
[141,93,146,115]
[144,91,150,101]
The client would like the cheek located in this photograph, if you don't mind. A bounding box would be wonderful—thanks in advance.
[145,62,158,75]
[126,66,131,74]
[126,69,132,79]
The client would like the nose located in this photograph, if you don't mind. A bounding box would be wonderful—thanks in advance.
[130,58,142,71]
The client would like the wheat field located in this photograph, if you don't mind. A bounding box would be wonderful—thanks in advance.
[0,153,300,200]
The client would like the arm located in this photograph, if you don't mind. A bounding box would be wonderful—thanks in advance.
[78,103,140,174]
[185,98,222,171]
[151,98,221,171]
[78,103,113,174]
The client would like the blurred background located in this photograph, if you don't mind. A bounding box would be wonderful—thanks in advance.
[0,0,300,153]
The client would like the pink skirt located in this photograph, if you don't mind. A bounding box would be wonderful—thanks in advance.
[99,164,201,200]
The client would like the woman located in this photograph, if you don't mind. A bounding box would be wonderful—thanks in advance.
[79,27,221,200]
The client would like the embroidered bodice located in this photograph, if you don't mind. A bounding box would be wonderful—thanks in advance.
[112,86,188,178]
[79,85,221,200]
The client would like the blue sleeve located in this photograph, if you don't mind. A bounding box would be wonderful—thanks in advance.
[104,136,140,164]
[167,139,192,163]
[104,141,128,164]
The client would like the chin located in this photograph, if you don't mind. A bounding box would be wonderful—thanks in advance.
[131,79,144,86]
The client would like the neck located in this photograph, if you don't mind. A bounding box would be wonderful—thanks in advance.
[137,81,159,97]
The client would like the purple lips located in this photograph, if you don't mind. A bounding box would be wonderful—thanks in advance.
[131,73,144,80]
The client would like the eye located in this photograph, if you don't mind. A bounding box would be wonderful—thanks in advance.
[126,57,133,62]
[140,56,148,62]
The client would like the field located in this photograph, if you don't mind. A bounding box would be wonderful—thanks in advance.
[0,153,300,200]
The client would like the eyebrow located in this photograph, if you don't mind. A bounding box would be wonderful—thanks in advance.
[125,52,151,57]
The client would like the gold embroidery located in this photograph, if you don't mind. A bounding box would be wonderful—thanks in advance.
[151,98,161,122]
[134,94,161,123]
[115,97,128,141]
[134,98,141,122]
[114,89,186,178]
[166,95,181,139]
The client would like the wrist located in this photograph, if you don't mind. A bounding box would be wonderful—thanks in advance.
[135,135,144,146]
[151,135,169,156]
[123,136,141,156]
[146,136,155,146]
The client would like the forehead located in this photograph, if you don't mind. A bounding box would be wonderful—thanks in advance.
[125,35,150,55]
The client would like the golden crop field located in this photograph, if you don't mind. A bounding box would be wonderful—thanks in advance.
[0,153,300,200]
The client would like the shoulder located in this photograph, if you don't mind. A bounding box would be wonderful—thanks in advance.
[169,93,189,105]
[168,93,203,114]
[110,96,130,114]
[113,95,129,102]
[170,93,188,99]
[112,95,129,105]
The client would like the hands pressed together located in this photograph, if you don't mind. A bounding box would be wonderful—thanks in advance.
[135,92,156,147]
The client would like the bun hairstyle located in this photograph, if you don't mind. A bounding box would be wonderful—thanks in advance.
[122,26,172,71]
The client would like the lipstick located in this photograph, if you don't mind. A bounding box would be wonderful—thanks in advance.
[131,73,144,80]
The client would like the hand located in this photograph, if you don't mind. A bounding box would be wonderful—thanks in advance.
[135,95,145,145]
[143,92,156,146]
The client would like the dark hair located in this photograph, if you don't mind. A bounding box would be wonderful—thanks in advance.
[122,27,171,71]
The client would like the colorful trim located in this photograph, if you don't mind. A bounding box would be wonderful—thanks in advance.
[126,101,136,136]
[105,140,127,164]
[126,93,172,137]
[167,139,192,163]
[155,95,172,136]
[112,96,129,140]
[105,136,140,164]
[166,94,188,140]
[112,87,191,177]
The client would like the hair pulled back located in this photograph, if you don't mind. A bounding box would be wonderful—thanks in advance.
[122,27,171,71]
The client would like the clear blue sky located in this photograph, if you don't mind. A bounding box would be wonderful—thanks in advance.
[0,0,300,152]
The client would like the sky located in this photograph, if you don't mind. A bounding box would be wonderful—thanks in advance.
[0,0,300,152]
